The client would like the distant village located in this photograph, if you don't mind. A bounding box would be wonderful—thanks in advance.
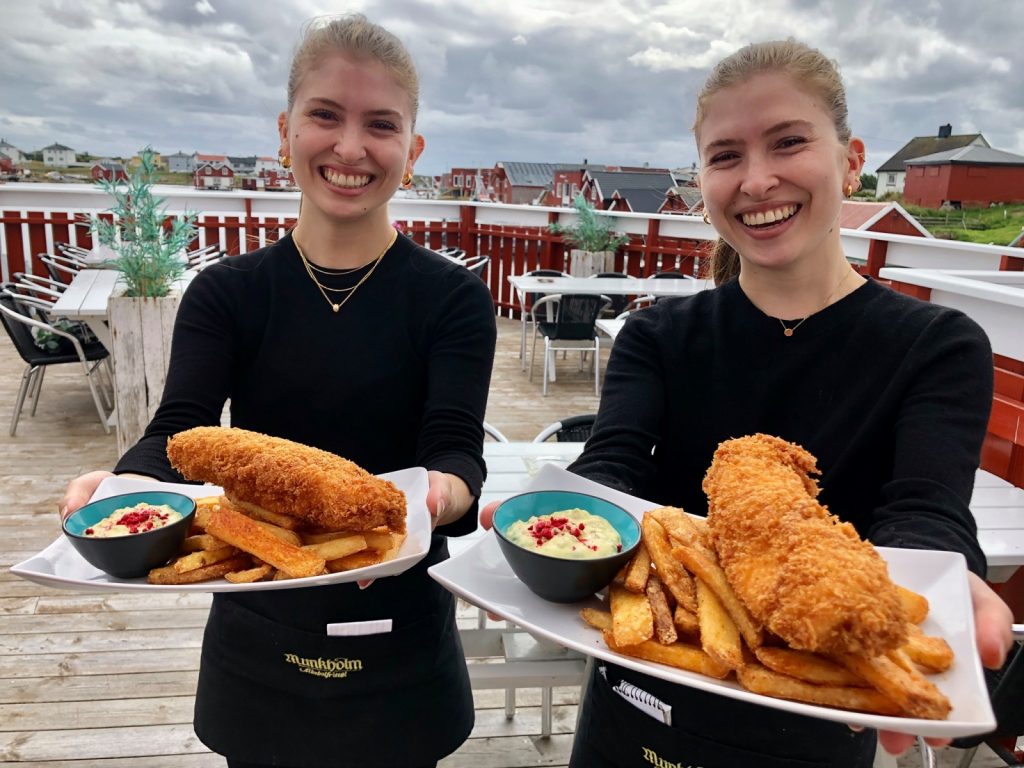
[1,123,1023,213]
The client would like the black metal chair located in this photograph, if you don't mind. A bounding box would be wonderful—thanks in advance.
[39,252,85,284]
[950,625,1024,766]
[529,294,610,396]
[0,292,111,435]
[591,271,630,316]
[532,414,597,443]
[516,269,571,369]
[483,421,509,443]
[463,255,490,280]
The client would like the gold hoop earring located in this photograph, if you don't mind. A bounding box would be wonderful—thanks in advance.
[702,210,710,224]
[279,154,291,169]
[844,184,853,198]
[401,172,413,188]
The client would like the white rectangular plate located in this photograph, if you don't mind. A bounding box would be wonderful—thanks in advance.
[12,468,431,592]
[429,465,995,738]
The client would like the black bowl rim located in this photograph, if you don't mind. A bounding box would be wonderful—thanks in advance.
[62,491,197,540]
[493,489,641,563]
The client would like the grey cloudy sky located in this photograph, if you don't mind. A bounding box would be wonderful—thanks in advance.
[1,0,1021,176]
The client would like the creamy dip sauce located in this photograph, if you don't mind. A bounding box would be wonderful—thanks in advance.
[84,503,182,537]
[505,508,622,559]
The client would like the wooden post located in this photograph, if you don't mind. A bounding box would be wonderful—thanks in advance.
[460,204,477,259]
[866,238,888,278]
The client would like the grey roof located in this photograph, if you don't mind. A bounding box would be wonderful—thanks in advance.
[498,162,558,187]
[43,143,75,151]
[611,187,669,214]
[876,133,987,173]
[0,138,19,149]
[588,170,674,201]
[93,161,125,171]
[668,186,704,209]
[904,146,1024,166]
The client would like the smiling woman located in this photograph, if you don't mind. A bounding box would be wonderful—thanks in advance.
[58,13,497,768]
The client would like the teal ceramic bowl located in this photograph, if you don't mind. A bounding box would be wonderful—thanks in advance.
[493,490,641,603]
[62,491,197,579]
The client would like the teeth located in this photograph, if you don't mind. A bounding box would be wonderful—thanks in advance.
[322,168,371,188]
[741,205,797,227]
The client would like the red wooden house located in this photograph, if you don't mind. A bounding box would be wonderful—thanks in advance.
[194,161,234,190]
[903,146,1024,208]
[91,161,128,182]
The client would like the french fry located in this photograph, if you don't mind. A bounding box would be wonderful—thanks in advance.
[193,503,214,532]
[673,604,700,635]
[835,649,951,719]
[623,542,652,594]
[326,550,384,572]
[642,515,697,613]
[901,624,954,674]
[897,585,930,624]
[650,507,714,559]
[303,529,395,551]
[754,646,867,687]
[646,575,679,645]
[670,544,762,650]
[603,629,730,679]
[696,577,743,670]
[224,563,274,583]
[148,554,252,585]
[181,533,228,552]
[580,607,613,631]
[251,520,303,547]
[172,546,238,573]
[206,504,326,578]
[225,495,303,531]
[737,663,902,715]
[381,531,406,561]
[610,582,654,647]
[301,535,367,561]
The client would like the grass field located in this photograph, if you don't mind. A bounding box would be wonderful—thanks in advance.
[902,203,1024,245]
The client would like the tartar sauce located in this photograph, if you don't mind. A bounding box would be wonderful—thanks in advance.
[505,508,622,559]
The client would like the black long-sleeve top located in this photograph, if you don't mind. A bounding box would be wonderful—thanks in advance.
[115,232,497,626]
[571,277,992,575]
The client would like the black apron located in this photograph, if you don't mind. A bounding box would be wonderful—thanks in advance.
[193,536,474,768]
[570,664,877,768]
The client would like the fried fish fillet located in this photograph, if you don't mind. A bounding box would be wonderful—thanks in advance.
[702,434,906,657]
[166,427,406,533]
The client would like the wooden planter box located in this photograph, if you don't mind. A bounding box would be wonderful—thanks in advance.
[569,249,614,277]
[108,295,180,456]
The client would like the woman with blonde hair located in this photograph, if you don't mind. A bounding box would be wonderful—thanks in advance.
[486,38,1012,767]
[60,14,496,768]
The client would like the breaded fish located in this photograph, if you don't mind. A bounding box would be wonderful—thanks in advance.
[167,426,406,533]
[702,434,906,657]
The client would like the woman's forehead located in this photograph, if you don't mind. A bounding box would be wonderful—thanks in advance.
[294,52,414,117]
[699,73,834,141]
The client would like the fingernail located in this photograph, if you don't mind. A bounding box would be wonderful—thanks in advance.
[59,505,68,520]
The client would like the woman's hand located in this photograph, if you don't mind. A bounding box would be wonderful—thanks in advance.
[479,499,501,531]
[875,572,1013,755]
[426,471,473,530]
[59,471,115,521]
[59,471,158,521]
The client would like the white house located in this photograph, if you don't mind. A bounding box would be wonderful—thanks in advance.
[42,143,76,167]
[0,138,24,164]
[166,151,192,173]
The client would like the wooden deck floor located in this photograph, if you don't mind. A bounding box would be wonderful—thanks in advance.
[0,317,1006,767]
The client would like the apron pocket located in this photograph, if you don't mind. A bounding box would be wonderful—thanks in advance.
[579,668,860,768]
[204,597,442,699]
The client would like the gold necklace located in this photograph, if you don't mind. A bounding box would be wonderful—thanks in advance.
[294,230,397,313]
[778,268,854,337]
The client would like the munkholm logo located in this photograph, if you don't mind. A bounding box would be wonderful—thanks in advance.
[283,653,363,679]
[641,746,702,768]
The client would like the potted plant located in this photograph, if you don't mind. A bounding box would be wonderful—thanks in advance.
[548,194,627,276]
[90,148,198,455]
